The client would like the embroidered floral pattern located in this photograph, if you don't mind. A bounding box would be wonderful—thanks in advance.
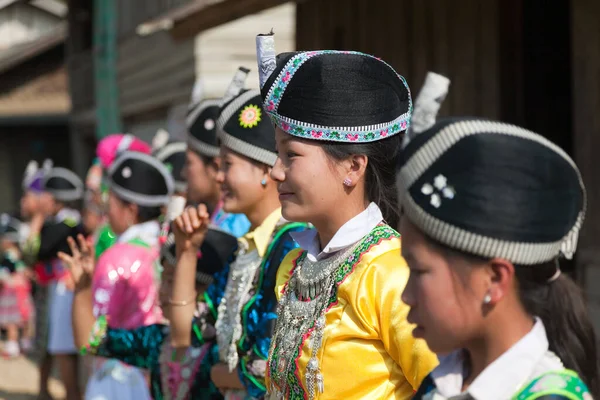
[80,315,108,356]
[159,342,210,400]
[239,105,262,128]
[513,369,590,400]
[269,113,410,144]
[263,50,412,144]
[267,224,399,399]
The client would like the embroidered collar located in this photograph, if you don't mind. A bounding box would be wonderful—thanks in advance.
[118,220,160,247]
[291,202,383,261]
[240,207,282,257]
[431,318,558,400]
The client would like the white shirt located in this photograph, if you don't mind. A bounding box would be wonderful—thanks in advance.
[429,318,564,400]
[290,202,383,261]
[117,220,160,247]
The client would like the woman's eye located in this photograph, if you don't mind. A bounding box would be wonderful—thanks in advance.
[287,152,297,158]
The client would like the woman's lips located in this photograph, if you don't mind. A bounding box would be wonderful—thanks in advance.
[278,192,294,200]
[412,325,425,338]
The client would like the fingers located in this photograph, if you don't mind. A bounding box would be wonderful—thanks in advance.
[189,208,201,230]
[197,204,209,220]
[174,215,185,233]
[66,236,80,258]
[174,205,210,236]
[57,251,72,265]
[181,210,193,234]
[77,234,89,255]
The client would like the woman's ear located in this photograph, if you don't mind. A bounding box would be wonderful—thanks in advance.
[127,202,139,224]
[345,154,369,187]
[486,258,516,305]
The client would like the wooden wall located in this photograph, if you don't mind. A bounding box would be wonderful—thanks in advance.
[116,32,195,119]
[196,3,296,98]
[296,0,501,120]
[116,0,190,39]
[571,0,600,334]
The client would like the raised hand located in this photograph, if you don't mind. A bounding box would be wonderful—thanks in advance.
[57,234,95,291]
[173,204,210,253]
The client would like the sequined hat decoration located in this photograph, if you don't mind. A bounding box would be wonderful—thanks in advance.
[239,104,262,128]
[256,31,412,144]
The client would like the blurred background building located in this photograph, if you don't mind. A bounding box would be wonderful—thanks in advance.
[0,0,69,213]
[0,0,599,333]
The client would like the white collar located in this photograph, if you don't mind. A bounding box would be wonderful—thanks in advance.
[432,318,558,400]
[291,202,383,261]
[117,220,160,247]
[54,208,81,223]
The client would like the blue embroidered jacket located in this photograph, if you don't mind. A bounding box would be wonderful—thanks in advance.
[199,221,309,399]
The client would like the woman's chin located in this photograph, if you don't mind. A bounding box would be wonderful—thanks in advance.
[281,203,308,223]
[221,198,240,214]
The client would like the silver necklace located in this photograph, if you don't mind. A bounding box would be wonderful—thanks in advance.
[215,244,262,372]
[268,242,361,400]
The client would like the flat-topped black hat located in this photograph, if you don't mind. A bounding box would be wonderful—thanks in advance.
[43,167,84,202]
[217,68,276,166]
[397,116,585,266]
[108,152,174,207]
[0,214,21,243]
[152,129,187,193]
[256,32,412,143]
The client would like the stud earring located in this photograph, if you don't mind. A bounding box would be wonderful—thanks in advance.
[343,178,352,187]
[483,293,492,305]
[261,178,267,186]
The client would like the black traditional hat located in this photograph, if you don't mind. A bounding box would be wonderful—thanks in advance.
[0,214,21,243]
[256,32,412,143]
[186,68,251,158]
[43,167,84,202]
[107,152,174,207]
[217,67,276,166]
[160,227,238,285]
[152,129,187,193]
[187,98,222,157]
[397,118,586,266]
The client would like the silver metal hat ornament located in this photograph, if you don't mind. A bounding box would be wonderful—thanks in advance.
[256,29,276,90]
[23,160,39,183]
[222,66,251,105]
[402,72,451,148]
[152,128,171,152]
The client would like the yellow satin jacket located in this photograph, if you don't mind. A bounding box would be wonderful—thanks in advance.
[267,226,438,399]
